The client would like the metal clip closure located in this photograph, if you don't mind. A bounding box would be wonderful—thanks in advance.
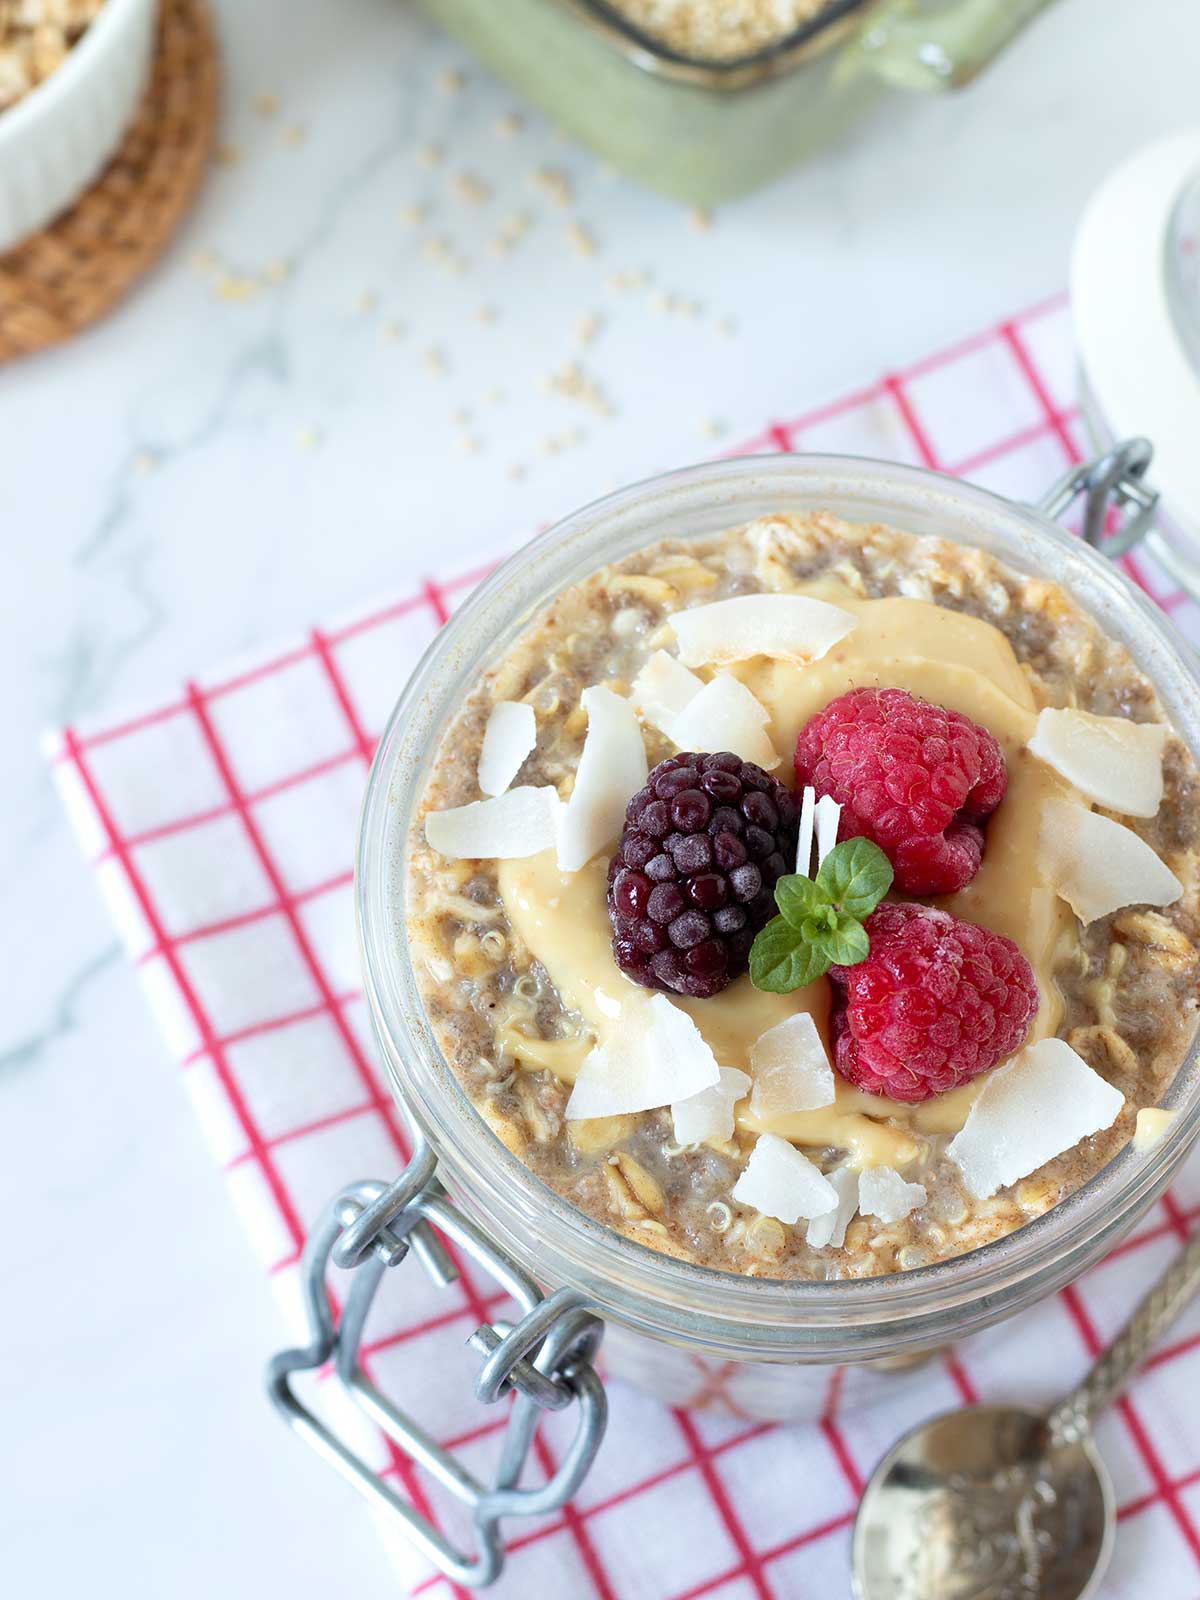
[1037,437,1159,557]
[266,1131,607,1589]
[1037,436,1200,605]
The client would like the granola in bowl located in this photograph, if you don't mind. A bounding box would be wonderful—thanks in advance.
[0,0,104,110]
[407,510,1200,1283]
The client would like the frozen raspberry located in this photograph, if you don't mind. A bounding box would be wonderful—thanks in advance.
[794,687,1007,895]
[608,752,798,999]
[828,901,1037,1102]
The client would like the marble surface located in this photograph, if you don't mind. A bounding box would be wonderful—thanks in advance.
[3,0,1198,1593]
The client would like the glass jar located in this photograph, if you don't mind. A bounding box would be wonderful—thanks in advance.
[357,452,1200,1425]
[411,0,1053,204]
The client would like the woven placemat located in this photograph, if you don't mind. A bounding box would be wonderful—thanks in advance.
[0,0,217,363]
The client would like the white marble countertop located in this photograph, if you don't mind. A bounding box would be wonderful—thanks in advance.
[4,0,1198,1593]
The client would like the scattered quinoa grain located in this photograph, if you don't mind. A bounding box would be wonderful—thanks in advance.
[566,220,598,257]
[531,166,573,208]
[214,272,259,303]
[607,267,647,293]
[451,171,491,205]
[545,358,612,416]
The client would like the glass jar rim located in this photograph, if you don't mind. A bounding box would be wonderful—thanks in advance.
[357,452,1200,1362]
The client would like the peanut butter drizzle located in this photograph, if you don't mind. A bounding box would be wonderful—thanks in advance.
[498,590,1077,1171]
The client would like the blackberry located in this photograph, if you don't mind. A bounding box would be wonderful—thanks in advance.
[607,752,798,999]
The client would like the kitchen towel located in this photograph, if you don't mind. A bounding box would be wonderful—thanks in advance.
[50,295,1200,1600]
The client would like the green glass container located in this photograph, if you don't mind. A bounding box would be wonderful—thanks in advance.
[413,0,1056,205]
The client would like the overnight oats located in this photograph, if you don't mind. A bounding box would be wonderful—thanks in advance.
[407,509,1200,1282]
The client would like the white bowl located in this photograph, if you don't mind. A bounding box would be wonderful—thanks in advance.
[0,0,156,255]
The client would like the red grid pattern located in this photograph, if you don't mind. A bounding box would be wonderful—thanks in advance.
[51,295,1200,1599]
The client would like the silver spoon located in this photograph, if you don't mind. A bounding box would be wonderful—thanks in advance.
[852,1231,1200,1600]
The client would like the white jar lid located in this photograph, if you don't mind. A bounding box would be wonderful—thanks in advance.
[1070,131,1200,546]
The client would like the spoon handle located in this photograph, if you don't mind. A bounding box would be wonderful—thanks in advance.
[1047,1229,1200,1446]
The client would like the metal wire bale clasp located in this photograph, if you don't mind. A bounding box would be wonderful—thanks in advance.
[266,1145,607,1589]
[1037,437,1159,557]
[1037,437,1200,605]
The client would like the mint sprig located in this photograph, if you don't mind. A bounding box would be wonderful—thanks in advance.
[749,837,892,994]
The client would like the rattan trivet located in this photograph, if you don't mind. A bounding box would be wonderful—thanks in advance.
[0,0,217,362]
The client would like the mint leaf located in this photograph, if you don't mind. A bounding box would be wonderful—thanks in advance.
[816,918,870,967]
[749,916,834,993]
[799,912,836,944]
[816,837,893,920]
[774,873,831,930]
[750,837,890,993]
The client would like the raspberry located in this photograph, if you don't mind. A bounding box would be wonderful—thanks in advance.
[794,687,1006,895]
[828,902,1038,1102]
[608,752,798,999]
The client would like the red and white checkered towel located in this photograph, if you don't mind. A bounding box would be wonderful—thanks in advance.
[51,297,1200,1600]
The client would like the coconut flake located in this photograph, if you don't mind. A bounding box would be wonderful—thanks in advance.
[731,1133,838,1224]
[556,686,648,873]
[1038,799,1182,924]
[1028,708,1167,818]
[1133,1107,1176,1153]
[669,673,779,769]
[425,785,560,860]
[566,995,720,1119]
[749,1012,836,1116]
[670,594,857,669]
[947,1037,1124,1199]
[796,785,816,876]
[478,701,537,796]
[806,1164,860,1249]
[672,1066,751,1146]
[631,651,704,737]
[858,1166,927,1224]
[815,795,841,868]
